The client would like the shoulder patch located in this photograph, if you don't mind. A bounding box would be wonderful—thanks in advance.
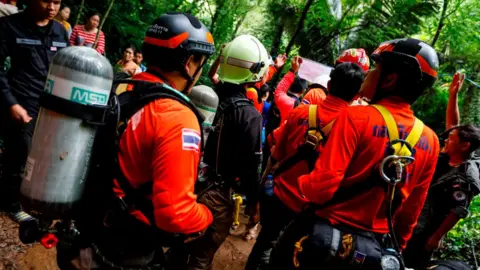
[182,128,201,152]
[131,108,144,131]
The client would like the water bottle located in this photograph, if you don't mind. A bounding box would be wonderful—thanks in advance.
[264,175,274,196]
[261,127,266,148]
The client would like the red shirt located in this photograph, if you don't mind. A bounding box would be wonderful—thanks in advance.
[272,96,349,213]
[298,98,440,249]
[117,72,213,234]
[69,25,106,54]
[274,71,298,123]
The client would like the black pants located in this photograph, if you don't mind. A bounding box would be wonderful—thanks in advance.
[166,187,233,270]
[245,194,296,270]
[402,230,434,269]
[269,215,386,270]
[0,114,36,210]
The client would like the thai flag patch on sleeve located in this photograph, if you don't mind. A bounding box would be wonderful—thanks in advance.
[182,128,201,152]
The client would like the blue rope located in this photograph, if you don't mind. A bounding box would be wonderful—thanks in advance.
[438,73,480,89]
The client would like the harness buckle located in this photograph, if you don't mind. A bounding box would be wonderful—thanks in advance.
[305,132,320,149]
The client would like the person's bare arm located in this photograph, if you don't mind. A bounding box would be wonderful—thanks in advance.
[208,56,221,85]
[446,72,465,130]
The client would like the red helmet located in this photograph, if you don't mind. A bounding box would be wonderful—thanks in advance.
[336,48,370,72]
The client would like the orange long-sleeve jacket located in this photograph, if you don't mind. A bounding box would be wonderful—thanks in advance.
[297,98,440,249]
[302,88,327,105]
[116,72,213,234]
[272,96,349,213]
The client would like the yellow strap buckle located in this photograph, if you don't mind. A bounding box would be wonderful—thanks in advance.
[305,130,322,149]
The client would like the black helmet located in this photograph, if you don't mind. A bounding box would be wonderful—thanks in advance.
[142,12,215,76]
[371,38,439,101]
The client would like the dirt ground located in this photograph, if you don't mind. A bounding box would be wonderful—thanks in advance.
[0,213,255,270]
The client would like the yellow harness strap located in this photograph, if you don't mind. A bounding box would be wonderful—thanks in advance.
[306,105,335,147]
[372,104,424,157]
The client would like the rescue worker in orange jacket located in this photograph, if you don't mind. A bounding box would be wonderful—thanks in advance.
[302,48,370,106]
[269,38,441,270]
[56,13,216,269]
[269,48,371,150]
[245,62,366,270]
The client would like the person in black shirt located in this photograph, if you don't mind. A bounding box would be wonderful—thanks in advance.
[403,72,480,268]
[0,0,68,222]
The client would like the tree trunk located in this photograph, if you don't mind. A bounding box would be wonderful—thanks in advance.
[210,0,226,33]
[431,0,449,47]
[232,14,247,39]
[270,17,285,56]
[94,0,115,48]
[284,0,315,56]
[462,64,480,125]
[75,0,85,25]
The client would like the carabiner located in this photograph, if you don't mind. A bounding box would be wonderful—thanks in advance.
[379,155,415,185]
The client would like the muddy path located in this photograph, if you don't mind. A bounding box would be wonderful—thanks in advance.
[0,214,255,270]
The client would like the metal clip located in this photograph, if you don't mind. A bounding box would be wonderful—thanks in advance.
[379,155,415,185]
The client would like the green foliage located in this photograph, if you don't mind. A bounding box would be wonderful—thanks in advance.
[433,196,480,268]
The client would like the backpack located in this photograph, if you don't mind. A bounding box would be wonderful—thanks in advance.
[200,96,253,190]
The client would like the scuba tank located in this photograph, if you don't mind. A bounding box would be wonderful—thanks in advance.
[20,46,113,219]
[189,85,219,184]
[189,85,219,144]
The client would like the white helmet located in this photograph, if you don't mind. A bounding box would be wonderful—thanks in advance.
[218,34,270,85]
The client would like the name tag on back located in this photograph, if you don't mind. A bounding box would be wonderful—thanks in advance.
[52,41,67,48]
[16,38,42,45]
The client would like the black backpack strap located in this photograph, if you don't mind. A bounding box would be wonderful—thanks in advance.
[213,97,252,124]
[39,92,111,126]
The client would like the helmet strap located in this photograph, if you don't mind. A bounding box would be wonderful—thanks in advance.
[180,56,210,93]
[371,69,390,103]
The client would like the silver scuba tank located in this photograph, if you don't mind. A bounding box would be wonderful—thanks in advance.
[189,85,219,183]
[20,47,113,219]
[189,85,219,144]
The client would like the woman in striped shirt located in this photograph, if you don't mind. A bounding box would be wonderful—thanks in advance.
[70,11,106,55]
